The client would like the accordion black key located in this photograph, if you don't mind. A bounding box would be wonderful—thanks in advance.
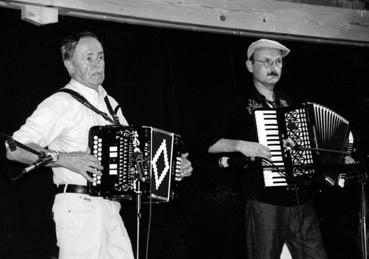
[255,102,351,188]
[88,125,182,202]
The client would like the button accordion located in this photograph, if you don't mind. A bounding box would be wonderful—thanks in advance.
[88,125,182,202]
[255,102,352,188]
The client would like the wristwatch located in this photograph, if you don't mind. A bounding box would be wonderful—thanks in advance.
[49,150,60,163]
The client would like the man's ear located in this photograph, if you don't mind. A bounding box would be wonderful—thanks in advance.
[246,60,253,73]
[64,59,74,75]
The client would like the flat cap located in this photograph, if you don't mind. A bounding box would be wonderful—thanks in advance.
[247,39,290,59]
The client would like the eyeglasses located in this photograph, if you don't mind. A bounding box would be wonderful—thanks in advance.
[253,58,283,68]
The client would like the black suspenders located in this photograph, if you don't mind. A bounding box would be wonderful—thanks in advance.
[57,88,121,125]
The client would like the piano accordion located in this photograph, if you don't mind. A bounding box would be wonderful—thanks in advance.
[255,102,351,188]
[88,125,182,202]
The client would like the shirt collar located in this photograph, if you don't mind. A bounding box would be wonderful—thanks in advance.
[67,79,107,102]
[250,87,283,107]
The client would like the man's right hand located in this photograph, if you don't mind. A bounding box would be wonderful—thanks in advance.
[57,151,103,182]
[236,140,271,161]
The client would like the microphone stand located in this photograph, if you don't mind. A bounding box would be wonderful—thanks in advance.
[271,144,368,257]
[1,131,48,179]
[135,177,142,259]
[1,131,42,156]
[133,149,146,259]
[293,146,352,156]
[357,157,368,259]
[294,146,368,258]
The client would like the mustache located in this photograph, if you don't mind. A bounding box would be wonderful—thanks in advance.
[267,71,279,76]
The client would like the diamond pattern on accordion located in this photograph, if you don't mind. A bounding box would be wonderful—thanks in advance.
[152,139,170,190]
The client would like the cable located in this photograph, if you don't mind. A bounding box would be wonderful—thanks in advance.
[259,157,305,257]
[294,188,306,259]
[263,157,314,258]
[8,171,24,181]
[260,158,340,190]
[261,158,288,178]
[260,158,307,189]
[145,182,153,259]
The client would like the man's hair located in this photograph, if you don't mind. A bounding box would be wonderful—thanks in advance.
[60,31,99,62]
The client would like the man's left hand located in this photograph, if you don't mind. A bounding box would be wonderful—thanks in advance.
[175,152,193,181]
[344,155,355,164]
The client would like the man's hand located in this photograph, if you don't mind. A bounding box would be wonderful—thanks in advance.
[175,153,193,181]
[236,140,271,161]
[344,155,355,164]
[57,150,103,182]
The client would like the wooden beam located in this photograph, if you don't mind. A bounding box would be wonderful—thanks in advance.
[276,0,368,10]
[0,0,368,46]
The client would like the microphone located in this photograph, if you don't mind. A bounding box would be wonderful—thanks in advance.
[133,147,146,181]
[23,155,54,174]
[323,175,336,186]
[218,156,252,169]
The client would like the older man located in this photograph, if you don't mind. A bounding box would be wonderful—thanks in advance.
[7,31,192,259]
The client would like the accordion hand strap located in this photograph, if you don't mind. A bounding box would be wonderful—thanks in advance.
[57,88,120,125]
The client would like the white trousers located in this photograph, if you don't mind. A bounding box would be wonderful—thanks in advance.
[52,193,135,259]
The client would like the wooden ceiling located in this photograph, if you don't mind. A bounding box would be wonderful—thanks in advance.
[276,0,368,10]
[0,0,368,46]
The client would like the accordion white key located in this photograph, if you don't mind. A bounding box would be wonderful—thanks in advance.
[88,125,182,202]
[255,102,351,188]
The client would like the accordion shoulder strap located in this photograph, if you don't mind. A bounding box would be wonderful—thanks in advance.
[57,88,119,125]
[104,95,121,125]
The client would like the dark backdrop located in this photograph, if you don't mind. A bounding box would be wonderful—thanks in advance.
[1,6,369,259]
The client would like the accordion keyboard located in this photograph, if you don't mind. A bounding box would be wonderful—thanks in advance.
[255,110,287,187]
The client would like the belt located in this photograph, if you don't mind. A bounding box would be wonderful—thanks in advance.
[57,184,89,195]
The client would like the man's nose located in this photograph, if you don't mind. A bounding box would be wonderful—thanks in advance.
[92,59,103,67]
[270,61,279,68]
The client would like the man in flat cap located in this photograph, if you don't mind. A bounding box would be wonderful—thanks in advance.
[206,39,327,258]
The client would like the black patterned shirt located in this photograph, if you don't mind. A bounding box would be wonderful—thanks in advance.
[207,88,312,206]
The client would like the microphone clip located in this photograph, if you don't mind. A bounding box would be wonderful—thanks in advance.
[22,151,54,174]
[133,148,146,182]
[218,156,251,169]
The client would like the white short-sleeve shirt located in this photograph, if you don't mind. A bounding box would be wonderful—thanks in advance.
[13,79,128,186]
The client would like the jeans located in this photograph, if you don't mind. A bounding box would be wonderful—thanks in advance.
[246,199,327,259]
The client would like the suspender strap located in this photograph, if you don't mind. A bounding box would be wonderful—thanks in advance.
[57,88,119,125]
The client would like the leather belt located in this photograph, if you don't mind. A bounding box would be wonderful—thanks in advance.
[57,184,89,195]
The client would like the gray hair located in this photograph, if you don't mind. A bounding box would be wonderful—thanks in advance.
[60,31,100,61]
